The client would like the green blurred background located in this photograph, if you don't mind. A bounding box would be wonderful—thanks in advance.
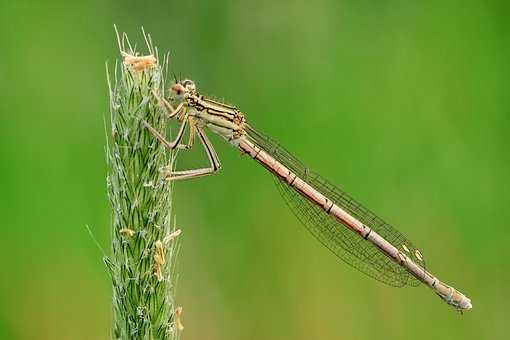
[1,0,508,339]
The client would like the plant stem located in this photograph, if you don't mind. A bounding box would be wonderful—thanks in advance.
[105,29,181,340]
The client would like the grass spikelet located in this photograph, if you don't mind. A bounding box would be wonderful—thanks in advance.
[105,28,181,340]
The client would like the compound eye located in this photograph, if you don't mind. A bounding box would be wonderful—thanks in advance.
[181,79,196,92]
[171,83,186,96]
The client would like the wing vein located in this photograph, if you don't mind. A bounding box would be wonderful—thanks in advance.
[247,126,424,287]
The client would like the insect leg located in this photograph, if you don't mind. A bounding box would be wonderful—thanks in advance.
[163,127,221,181]
[152,89,184,118]
[142,108,189,150]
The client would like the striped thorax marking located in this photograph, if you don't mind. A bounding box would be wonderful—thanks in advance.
[187,94,246,139]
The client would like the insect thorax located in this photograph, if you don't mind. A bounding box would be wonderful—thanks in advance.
[188,94,246,139]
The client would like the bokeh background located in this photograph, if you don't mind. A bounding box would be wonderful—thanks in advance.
[1,0,509,339]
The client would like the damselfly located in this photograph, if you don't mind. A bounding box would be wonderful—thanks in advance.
[143,79,472,311]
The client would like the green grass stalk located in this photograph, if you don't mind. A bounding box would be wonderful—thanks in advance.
[105,29,182,340]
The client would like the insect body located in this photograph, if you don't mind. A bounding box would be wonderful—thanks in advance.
[144,79,472,311]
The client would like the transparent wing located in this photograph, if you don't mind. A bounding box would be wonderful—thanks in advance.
[247,126,424,287]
